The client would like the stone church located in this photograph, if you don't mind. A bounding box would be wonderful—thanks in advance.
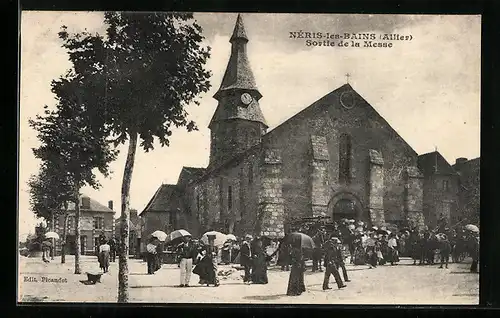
[140,14,477,240]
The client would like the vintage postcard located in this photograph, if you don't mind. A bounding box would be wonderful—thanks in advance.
[18,12,480,304]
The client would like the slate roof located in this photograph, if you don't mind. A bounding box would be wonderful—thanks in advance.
[417,151,458,176]
[182,167,206,180]
[211,14,266,127]
[140,184,180,215]
[67,195,114,213]
[230,14,248,42]
[177,166,208,187]
[452,157,480,171]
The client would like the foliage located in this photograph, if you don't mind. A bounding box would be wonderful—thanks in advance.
[57,12,212,301]
[57,12,212,151]
[29,72,118,194]
[27,160,73,221]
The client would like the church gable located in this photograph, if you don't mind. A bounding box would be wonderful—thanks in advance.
[264,84,418,160]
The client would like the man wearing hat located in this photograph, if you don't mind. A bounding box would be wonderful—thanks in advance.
[312,227,326,272]
[240,234,253,283]
[323,237,346,290]
[333,237,350,282]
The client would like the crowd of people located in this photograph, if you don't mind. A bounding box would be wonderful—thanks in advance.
[93,217,479,296]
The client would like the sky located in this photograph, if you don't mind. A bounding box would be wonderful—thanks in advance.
[19,12,481,238]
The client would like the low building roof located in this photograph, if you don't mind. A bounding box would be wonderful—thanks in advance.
[140,184,181,216]
[417,151,458,176]
[66,195,114,213]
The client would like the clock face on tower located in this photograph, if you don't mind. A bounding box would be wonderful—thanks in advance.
[240,93,253,106]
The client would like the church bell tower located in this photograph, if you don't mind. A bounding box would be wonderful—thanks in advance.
[209,14,268,167]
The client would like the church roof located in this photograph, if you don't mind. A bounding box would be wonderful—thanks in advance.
[213,14,263,103]
[178,167,207,187]
[264,83,419,158]
[195,84,423,186]
[417,151,458,176]
[66,195,114,213]
[230,14,248,42]
[140,184,181,215]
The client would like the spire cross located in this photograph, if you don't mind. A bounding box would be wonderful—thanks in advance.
[345,73,351,83]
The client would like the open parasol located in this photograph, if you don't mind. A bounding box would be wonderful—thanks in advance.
[151,230,168,242]
[283,232,315,249]
[464,224,479,233]
[201,231,227,247]
[45,231,59,240]
[167,229,191,243]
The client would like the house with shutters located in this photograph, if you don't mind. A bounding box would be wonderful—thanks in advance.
[47,195,115,256]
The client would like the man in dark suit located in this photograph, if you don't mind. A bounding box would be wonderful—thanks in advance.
[333,238,350,282]
[240,235,253,284]
[323,237,346,290]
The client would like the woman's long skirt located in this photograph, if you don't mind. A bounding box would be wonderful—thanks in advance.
[193,256,219,285]
[98,251,110,272]
[353,246,366,265]
[251,255,268,284]
[287,264,306,296]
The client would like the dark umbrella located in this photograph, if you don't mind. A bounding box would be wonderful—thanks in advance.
[376,229,389,235]
[283,232,315,249]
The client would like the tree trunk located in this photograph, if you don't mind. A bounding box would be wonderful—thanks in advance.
[118,132,138,303]
[74,194,82,274]
[61,202,69,264]
[51,213,55,260]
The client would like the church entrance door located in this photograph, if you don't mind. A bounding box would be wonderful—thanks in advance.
[331,199,358,222]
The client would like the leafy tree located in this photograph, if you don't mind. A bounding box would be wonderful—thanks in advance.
[28,160,73,263]
[29,73,117,273]
[58,12,211,302]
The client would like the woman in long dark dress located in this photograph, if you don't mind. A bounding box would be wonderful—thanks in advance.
[276,240,291,271]
[287,246,306,296]
[146,237,158,274]
[192,235,220,287]
[251,238,269,284]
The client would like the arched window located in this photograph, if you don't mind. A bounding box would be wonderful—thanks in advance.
[339,133,351,184]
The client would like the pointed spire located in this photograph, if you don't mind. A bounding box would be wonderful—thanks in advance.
[214,13,260,98]
[230,14,248,42]
[210,13,267,128]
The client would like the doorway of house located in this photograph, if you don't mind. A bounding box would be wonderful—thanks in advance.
[66,235,76,255]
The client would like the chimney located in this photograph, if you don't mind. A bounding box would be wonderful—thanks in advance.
[108,200,114,210]
[455,157,468,166]
[81,196,91,209]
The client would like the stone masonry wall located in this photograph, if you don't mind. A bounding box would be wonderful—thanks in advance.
[369,149,385,226]
[310,135,330,217]
[257,148,285,238]
[263,86,419,224]
[404,166,425,231]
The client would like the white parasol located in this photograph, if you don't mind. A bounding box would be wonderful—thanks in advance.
[225,234,237,241]
[465,224,479,233]
[168,229,191,242]
[201,231,227,247]
[151,230,168,242]
[45,232,59,239]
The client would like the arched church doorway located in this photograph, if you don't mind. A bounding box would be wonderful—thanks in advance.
[327,192,365,223]
[332,199,357,221]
